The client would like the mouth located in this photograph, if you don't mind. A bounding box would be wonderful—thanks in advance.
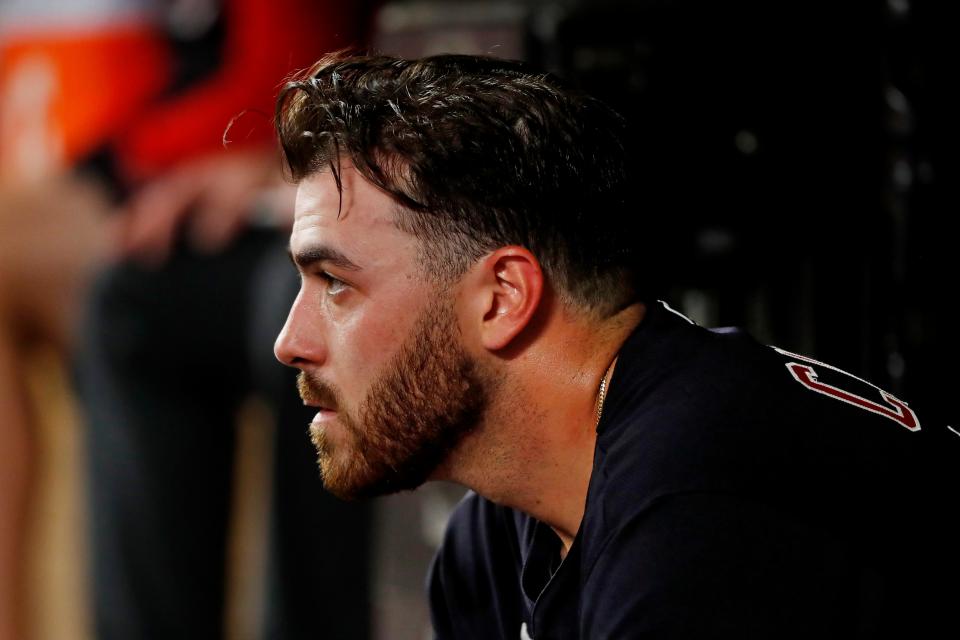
[302,398,335,410]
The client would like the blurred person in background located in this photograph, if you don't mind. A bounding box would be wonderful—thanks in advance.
[1,5,148,637]
[1,1,374,638]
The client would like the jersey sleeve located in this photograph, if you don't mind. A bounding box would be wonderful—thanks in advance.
[580,491,859,639]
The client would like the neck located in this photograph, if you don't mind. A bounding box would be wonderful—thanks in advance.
[436,301,646,554]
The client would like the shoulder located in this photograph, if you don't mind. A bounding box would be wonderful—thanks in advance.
[599,301,942,495]
[590,300,956,559]
[431,491,527,571]
[581,303,959,633]
[427,492,527,640]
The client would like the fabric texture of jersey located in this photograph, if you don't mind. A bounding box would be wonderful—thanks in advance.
[428,300,957,640]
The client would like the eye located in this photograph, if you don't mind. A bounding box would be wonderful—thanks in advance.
[322,272,349,296]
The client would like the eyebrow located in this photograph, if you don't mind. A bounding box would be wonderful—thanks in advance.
[287,244,362,272]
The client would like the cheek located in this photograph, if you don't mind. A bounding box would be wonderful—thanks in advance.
[331,302,417,389]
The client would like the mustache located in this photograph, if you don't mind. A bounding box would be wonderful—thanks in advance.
[297,371,342,410]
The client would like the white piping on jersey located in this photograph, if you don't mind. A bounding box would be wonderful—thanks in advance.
[658,299,696,325]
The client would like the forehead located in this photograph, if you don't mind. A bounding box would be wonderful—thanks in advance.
[290,166,424,272]
[293,166,399,233]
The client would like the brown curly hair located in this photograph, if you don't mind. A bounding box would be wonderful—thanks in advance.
[276,51,643,317]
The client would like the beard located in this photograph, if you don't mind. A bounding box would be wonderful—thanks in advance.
[297,299,488,500]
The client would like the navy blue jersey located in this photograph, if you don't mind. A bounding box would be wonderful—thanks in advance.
[428,300,958,639]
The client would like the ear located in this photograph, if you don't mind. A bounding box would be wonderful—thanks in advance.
[463,246,544,352]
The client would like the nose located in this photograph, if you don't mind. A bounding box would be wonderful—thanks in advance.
[274,291,326,368]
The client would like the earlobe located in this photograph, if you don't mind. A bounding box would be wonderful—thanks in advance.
[475,247,544,352]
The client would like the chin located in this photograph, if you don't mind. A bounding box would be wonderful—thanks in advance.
[319,444,448,501]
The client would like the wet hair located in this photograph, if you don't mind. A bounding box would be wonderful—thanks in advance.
[276,51,641,317]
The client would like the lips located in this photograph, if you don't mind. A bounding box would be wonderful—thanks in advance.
[311,408,337,425]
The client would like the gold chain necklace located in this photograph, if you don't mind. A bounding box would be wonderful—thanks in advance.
[595,358,617,427]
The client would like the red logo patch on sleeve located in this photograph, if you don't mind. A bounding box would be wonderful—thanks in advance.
[773,347,920,432]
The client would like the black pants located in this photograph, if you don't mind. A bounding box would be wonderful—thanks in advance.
[76,230,371,639]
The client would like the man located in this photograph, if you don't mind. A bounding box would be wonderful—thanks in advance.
[273,52,957,639]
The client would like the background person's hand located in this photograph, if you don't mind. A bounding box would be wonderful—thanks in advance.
[117,148,295,266]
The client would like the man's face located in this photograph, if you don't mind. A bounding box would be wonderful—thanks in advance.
[275,166,488,499]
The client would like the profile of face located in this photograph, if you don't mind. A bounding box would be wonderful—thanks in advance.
[275,166,489,499]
